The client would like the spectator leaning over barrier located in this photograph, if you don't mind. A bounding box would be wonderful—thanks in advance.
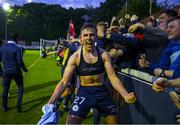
[105,10,177,71]
[148,17,180,123]
[129,9,177,65]
[154,17,180,79]
[151,16,180,121]
[97,20,129,64]
[139,17,180,79]
[106,17,141,69]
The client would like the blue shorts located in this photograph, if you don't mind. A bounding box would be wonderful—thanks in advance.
[69,85,116,118]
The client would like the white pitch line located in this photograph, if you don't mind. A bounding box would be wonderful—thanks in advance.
[27,57,41,70]
[23,57,41,76]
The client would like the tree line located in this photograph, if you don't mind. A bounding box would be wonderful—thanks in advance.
[0,0,160,44]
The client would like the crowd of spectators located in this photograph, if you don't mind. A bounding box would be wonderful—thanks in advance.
[46,8,180,124]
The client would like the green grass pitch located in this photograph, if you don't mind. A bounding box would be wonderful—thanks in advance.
[0,50,96,124]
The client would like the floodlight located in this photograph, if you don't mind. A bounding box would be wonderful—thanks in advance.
[3,3,10,11]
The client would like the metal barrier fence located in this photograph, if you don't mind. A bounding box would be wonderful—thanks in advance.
[113,69,178,124]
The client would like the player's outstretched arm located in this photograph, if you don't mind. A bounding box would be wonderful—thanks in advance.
[48,53,78,104]
[102,50,136,104]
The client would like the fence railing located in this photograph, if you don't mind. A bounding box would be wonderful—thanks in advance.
[113,68,177,124]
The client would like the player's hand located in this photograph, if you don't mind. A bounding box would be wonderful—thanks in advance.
[152,80,164,93]
[128,23,145,33]
[124,92,136,104]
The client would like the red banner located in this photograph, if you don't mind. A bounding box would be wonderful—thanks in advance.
[67,20,76,40]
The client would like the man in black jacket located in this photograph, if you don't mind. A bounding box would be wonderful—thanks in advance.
[0,33,28,112]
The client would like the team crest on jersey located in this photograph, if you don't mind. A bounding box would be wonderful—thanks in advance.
[72,104,79,112]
